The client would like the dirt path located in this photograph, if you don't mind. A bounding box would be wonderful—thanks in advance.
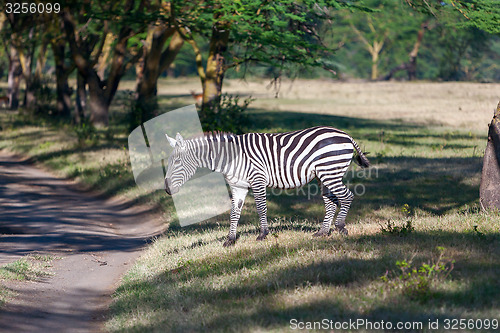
[0,151,164,332]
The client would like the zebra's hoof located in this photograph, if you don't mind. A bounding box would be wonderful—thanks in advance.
[223,238,236,247]
[313,229,330,237]
[337,228,348,236]
[256,229,269,241]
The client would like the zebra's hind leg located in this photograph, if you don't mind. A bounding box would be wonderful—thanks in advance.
[331,185,354,236]
[313,192,338,237]
[224,186,248,247]
[251,180,269,241]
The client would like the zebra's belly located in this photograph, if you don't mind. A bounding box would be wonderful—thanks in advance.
[267,168,315,189]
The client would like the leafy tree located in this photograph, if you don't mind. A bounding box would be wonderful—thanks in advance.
[406,0,499,34]
[344,0,409,80]
[407,0,500,209]
[61,0,148,127]
[173,0,365,117]
[330,0,498,81]
[328,0,430,80]
[133,0,185,128]
[435,25,490,80]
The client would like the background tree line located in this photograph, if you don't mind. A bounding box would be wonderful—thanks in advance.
[0,0,498,128]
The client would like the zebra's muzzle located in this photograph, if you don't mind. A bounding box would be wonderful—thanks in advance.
[164,178,179,195]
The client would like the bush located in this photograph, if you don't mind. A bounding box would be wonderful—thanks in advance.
[381,246,455,302]
[200,94,253,134]
[72,120,97,147]
[380,204,415,236]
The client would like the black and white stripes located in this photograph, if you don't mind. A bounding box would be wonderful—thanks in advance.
[165,126,370,246]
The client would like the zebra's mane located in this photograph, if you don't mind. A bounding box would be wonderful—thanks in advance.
[188,131,237,142]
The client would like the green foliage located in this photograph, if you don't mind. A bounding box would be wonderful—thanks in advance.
[454,0,500,34]
[175,0,370,79]
[329,0,500,81]
[407,0,500,35]
[72,120,97,147]
[0,255,55,281]
[381,247,455,302]
[434,25,492,80]
[381,204,415,236]
[381,219,415,236]
[200,94,253,134]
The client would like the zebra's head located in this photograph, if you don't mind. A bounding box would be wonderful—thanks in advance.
[164,133,197,195]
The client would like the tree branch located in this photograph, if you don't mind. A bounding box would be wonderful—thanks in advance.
[178,25,206,84]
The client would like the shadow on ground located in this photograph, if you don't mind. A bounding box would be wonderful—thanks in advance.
[1,109,486,236]
[110,229,499,331]
[0,153,159,262]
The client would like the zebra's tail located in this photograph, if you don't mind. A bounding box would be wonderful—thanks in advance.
[350,138,370,168]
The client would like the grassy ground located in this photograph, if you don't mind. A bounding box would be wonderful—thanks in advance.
[0,254,56,306]
[1,79,499,331]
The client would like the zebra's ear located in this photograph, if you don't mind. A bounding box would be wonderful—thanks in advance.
[175,133,186,148]
[165,133,177,148]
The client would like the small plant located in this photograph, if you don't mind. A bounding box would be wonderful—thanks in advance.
[382,246,454,302]
[380,204,415,236]
[73,120,97,146]
[175,258,192,271]
[401,203,412,217]
[381,219,415,236]
[380,219,415,236]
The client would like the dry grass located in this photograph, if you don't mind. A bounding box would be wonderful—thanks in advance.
[107,210,499,332]
[147,78,500,131]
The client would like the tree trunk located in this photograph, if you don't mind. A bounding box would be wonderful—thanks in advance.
[407,22,428,81]
[134,28,184,125]
[52,41,72,118]
[7,44,22,110]
[21,27,37,111]
[75,72,87,124]
[87,72,109,127]
[202,25,230,113]
[62,8,136,128]
[371,52,379,81]
[35,40,48,83]
[97,32,115,80]
[480,101,500,210]
[378,22,429,81]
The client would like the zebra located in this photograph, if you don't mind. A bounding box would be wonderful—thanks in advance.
[164,126,370,247]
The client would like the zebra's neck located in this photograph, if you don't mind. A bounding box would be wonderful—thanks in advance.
[188,133,239,175]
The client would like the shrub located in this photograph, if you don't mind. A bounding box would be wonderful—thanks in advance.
[200,94,253,134]
[381,246,455,302]
[73,120,97,147]
[380,204,415,236]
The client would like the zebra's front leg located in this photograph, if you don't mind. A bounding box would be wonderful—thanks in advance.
[252,182,269,241]
[224,186,248,247]
[313,194,338,237]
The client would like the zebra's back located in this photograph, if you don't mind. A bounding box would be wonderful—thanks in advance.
[236,126,355,189]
